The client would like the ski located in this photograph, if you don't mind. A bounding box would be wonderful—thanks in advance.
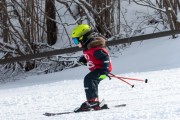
[43,104,126,116]
[44,111,74,116]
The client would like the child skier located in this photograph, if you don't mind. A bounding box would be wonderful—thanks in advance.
[71,24,112,112]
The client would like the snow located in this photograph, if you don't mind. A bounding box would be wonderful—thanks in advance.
[0,36,180,120]
[1,1,180,119]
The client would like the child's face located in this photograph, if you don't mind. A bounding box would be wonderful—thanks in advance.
[78,43,82,48]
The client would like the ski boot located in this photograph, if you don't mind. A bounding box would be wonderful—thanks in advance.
[74,99,109,112]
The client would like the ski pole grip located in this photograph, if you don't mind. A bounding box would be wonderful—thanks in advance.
[145,79,148,83]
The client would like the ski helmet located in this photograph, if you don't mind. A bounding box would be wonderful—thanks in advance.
[71,24,92,45]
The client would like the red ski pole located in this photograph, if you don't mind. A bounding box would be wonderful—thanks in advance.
[108,73,148,88]
[109,73,135,88]
[118,76,148,83]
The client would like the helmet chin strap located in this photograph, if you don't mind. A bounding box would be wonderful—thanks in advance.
[82,38,95,50]
[81,37,89,47]
[80,30,94,49]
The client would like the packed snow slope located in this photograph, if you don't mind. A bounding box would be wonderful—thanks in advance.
[0,36,180,120]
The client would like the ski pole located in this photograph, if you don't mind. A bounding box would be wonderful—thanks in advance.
[108,73,148,88]
[108,73,135,88]
[118,76,148,83]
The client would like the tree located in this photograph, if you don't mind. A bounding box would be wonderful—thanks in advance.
[0,0,9,43]
[87,0,113,38]
[163,0,180,31]
[45,0,57,45]
[132,0,180,33]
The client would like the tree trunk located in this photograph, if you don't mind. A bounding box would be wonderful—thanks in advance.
[164,0,176,38]
[88,0,113,38]
[45,0,57,45]
[1,0,9,43]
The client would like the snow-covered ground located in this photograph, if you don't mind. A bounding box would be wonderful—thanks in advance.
[0,36,180,120]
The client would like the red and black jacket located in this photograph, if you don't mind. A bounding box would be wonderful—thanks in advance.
[80,47,112,73]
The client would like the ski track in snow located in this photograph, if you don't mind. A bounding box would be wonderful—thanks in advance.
[0,68,180,120]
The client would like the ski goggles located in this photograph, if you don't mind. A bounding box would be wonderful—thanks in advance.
[72,38,79,45]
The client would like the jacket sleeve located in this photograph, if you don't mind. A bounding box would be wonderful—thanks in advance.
[78,55,87,65]
[93,49,110,73]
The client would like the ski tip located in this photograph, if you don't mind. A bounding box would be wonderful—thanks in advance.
[145,79,148,83]
[43,113,51,116]
[43,112,56,116]
[114,104,126,107]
